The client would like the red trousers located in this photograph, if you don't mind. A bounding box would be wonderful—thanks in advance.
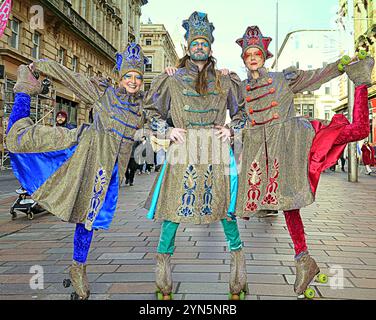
[284,209,307,256]
[285,85,370,257]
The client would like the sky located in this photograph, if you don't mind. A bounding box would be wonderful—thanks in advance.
[141,0,341,78]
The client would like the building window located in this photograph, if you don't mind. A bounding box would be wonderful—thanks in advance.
[146,39,152,46]
[58,48,66,65]
[307,65,313,70]
[325,86,331,95]
[10,18,20,49]
[32,32,41,59]
[325,110,331,121]
[296,61,300,69]
[87,65,94,77]
[81,0,87,18]
[144,82,151,92]
[56,96,77,126]
[145,56,153,72]
[72,56,79,72]
[302,104,314,118]
[294,104,302,116]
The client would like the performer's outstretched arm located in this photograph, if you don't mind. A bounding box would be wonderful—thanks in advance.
[334,57,374,145]
[6,65,81,154]
[32,59,108,105]
[284,59,342,94]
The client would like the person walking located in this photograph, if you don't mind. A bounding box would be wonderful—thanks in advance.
[362,141,375,175]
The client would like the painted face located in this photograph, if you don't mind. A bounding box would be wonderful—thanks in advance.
[243,47,265,71]
[120,71,143,94]
[189,38,211,61]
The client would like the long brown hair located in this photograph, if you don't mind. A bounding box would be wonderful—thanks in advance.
[177,55,222,95]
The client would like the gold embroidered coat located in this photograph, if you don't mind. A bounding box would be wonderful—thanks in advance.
[144,60,245,224]
[235,60,343,216]
[6,60,145,230]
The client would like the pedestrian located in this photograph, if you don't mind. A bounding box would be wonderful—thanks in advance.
[6,42,149,300]
[124,141,140,186]
[340,150,346,172]
[55,110,76,129]
[233,25,374,298]
[361,140,375,175]
[144,12,248,300]
[134,136,154,174]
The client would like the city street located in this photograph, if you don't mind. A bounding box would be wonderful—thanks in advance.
[0,168,375,300]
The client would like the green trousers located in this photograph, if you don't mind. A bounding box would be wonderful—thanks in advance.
[157,219,243,255]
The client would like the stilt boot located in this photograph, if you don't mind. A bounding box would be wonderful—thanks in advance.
[228,249,248,300]
[155,253,173,300]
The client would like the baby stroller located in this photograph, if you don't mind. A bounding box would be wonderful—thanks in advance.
[10,186,46,220]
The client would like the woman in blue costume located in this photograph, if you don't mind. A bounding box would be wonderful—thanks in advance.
[6,43,148,300]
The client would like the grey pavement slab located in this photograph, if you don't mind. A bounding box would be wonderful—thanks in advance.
[0,171,376,299]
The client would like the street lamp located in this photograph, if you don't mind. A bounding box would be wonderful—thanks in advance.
[275,0,279,72]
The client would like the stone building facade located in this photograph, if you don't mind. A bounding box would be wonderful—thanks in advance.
[140,23,179,91]
[0,0,147,168]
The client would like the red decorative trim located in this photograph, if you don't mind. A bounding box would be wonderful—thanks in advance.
[250,101,278,114]
[244,161,262,212]
[247,78,273,91]
[251,113,279,126]
[261,159,279,205]
[246,87,275,102]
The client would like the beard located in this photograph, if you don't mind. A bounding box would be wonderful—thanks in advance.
[190,49,209,61]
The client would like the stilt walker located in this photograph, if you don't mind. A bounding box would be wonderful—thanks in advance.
[144,12,248,300]
[233,26,374,299]
[6,43,149,300]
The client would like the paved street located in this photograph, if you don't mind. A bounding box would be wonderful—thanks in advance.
[0,168,375,300]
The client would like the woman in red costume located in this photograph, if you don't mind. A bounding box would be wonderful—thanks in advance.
[234,26,374,298]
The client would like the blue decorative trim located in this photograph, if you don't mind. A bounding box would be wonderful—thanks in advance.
[92,162,119,230]
[111,116,138,130]
[200,164,213,216]
[110,87,139,106]
[147,160,168,220]
[112,104,140,117]
[178,165,197,217]
[111,128,135,141]
[6,93,31,134]
[10,145,78,195]
[184,105,218,113]
[87,168,107,223]
[116,53,123,72]
[227,147,238,219]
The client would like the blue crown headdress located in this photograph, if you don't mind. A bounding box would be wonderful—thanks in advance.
[182,11,215,46]
[115,43,148,77]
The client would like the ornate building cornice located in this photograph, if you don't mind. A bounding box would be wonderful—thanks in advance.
[41,0,117,61]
